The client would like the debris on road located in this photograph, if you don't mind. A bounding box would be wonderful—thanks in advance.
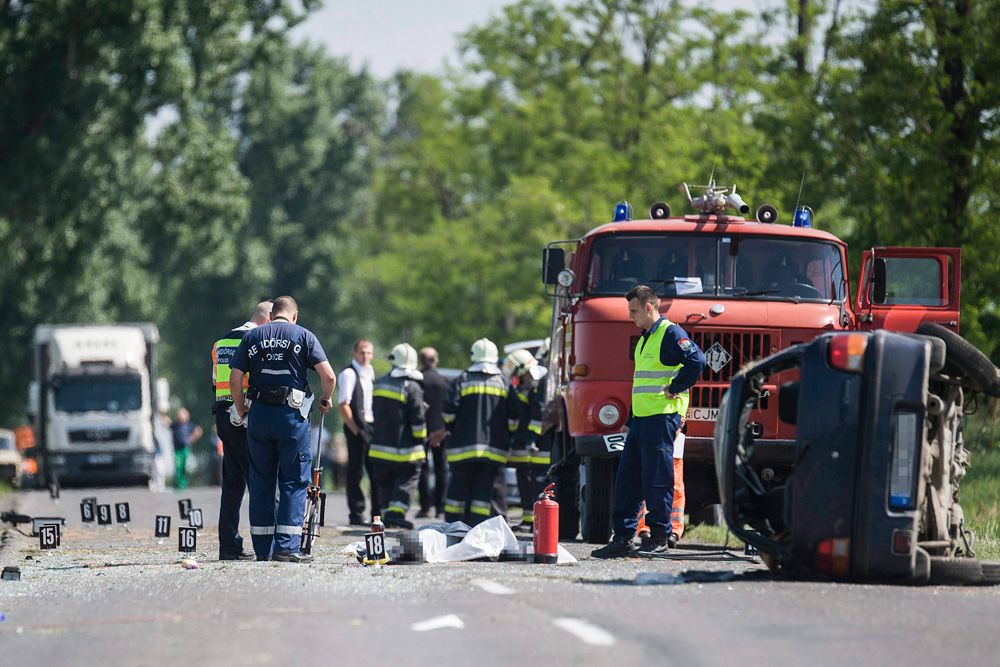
[178,558,199,570]
[633,570,736,585]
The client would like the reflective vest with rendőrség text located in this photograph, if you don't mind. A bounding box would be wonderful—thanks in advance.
[213,335,248,401]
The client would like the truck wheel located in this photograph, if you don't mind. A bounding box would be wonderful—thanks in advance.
[689,503,724,527]
[981,562,1000,586]
[916,323,1000,396]
[580,457,616,544]
[928,556,983,585]
[553,463,580,541]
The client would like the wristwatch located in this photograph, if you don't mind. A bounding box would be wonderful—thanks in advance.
[320,398,332,407]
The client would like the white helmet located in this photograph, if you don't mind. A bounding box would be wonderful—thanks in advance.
[388,343,418,370]
[502,348,537,378]
[470,337,499,364]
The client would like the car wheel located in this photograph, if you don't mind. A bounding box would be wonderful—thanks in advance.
[916,322,1000,396]
[981,561,1000,586]
[928,556,983,585]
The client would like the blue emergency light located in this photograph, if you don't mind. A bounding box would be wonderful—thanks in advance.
[613,201,633,222]
[793,206,813,228]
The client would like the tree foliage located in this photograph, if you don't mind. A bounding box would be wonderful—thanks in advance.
[1,0,999,439]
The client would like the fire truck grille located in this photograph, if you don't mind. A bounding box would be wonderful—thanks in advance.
[68,428,131,444]
[690,331,773,409]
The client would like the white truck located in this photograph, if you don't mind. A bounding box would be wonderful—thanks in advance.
[28,324,171,488]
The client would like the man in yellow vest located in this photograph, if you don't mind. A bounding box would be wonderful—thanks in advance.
[592,285,705,558]
[211,300,272,560]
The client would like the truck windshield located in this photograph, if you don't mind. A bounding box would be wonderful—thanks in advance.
[0,435,13,451]
[586,233,845,301]
[53,374,143,413]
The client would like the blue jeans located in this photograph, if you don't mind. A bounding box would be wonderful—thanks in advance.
[246,403,311,558]
[612,413,679,541]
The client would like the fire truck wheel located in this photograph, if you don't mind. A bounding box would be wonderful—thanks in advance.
[554,463,580,541]
[916,323,1000,396]
[581,457,615,544]
[928,556,983,586]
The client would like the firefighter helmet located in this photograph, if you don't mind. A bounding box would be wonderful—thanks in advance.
[470,338,499,363]
[388,342,418,370]
[502,348,537,378]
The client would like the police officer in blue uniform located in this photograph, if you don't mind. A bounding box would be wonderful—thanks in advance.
[229,296,336,563]
[592,284,705,559]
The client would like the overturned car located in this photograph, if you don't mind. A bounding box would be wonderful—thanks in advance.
[714,324,1000,585]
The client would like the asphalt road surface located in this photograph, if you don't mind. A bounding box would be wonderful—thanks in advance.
[1,485,998,666]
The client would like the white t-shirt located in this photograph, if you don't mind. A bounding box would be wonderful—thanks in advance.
[337,359,374,423]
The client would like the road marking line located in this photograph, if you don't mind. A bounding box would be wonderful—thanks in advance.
[471,578,516,595]
[551,617,616,647]
[411,614,465,632]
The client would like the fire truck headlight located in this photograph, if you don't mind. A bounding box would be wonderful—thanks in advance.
[557,269,575,288]
[597,403,621,426]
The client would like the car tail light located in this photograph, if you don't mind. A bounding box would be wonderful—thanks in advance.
[892,530,913,555]
[888,411,920,511]
[815,538,850,576]
[828,334,868,372]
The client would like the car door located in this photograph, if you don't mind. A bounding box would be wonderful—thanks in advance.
[854,247,961,333]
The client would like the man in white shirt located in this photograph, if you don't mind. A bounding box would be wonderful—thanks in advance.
[338,339,376,525]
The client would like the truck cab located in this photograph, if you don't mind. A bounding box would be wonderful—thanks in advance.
[543,186,961,543]
[30,324,169,487]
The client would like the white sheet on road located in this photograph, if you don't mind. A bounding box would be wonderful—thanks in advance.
[421,515,577,565]
[424,515,518,563]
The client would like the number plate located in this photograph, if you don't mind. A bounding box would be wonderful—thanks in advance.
[603,433,627,453]
[80,500,96,523]
[39,524,60,550]
[86,453,114,465]
[97,504,112,526]
[364,532,387,562]
[178,526,197,553]
[155,515,171,538]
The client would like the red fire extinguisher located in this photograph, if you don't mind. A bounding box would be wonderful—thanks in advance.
[533,483,559,564]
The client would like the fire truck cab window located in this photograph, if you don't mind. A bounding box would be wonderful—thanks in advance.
[588,235,715,295]
[587,234,844,302]
[875,257,945,306]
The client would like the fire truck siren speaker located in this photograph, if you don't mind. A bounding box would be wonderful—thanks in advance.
[756,204,778,223]
[649,202,671,219]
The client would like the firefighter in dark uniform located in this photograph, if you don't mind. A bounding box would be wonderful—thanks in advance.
[211,300,271,560]
[436,338,511,526]
[502,348,549,533]
[369,343,427,530]
[592,284,705,558]
[229,296,336,563]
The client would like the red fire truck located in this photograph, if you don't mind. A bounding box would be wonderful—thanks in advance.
[542,182,961,543]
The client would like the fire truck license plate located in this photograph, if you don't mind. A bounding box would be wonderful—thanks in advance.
[686,408,719,422]
[603,433,626,452]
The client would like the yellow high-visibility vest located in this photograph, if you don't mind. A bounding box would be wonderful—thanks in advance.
[632,320,688,417]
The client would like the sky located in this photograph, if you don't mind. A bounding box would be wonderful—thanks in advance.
[291,0,535,77]
[291,0,758,78]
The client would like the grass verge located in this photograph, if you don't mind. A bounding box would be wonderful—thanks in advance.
[963,447,1000,561]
